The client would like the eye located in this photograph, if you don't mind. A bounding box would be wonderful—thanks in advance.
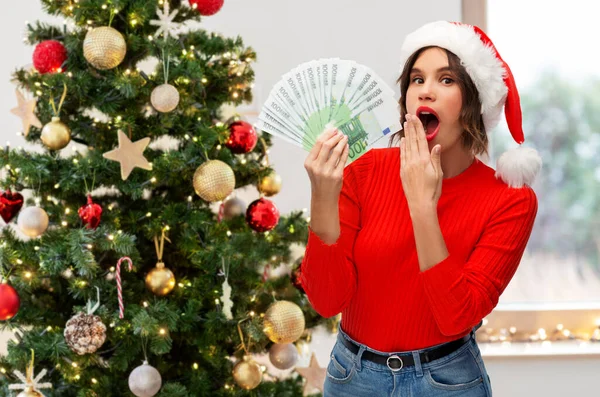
[441,77,454,84]
[411,77,424,84]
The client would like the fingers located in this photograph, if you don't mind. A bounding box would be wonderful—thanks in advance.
[411,114,428,159]
[306,126,337,163]
[430,144,442,174]
[326,133,349,167]
[334,140,350,174]
[316,130,346,164]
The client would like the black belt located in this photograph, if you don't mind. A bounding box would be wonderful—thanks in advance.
[339,333,472,371]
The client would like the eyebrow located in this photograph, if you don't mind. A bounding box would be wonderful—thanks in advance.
[410,66,453,74]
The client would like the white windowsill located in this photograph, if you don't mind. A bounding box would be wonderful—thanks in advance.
[480,340,600,357]
[494,301,600,312]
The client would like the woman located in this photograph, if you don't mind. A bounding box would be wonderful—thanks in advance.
[300,21,542,396]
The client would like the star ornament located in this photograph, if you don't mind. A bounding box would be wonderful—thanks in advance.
[10,89,42,137]
[150,1,180,39]
[295,353,326,396]
[103,130,152,180]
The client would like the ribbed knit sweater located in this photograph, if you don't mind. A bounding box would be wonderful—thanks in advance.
[300,147,538,352]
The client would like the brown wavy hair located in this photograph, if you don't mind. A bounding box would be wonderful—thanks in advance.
[389,46,488,156]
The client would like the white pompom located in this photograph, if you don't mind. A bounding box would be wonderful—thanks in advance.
[495,146,542,188]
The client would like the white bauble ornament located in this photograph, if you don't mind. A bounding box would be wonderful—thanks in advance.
[151,84,180,113]
[17,207,49,237]
[129,361,162,397]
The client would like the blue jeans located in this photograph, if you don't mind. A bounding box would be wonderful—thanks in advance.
[324,325,492,396]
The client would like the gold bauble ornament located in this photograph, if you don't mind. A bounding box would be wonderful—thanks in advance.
[232,356,262,390]
[258,172,282,197]
[83,26,127,70]
[17,387,44,397]
[193,160,235,202]
[151,84,180,113]
[41,116,71,150]
[17,207,49,238]
[263,301,305,344]
[145,262,176,296]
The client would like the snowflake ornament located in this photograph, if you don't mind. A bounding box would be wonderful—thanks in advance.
[8,350,53,395]
[150,1,180,39]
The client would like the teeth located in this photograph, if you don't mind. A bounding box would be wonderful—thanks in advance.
[420,112,431,115]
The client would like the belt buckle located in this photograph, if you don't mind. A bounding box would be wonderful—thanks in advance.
[386,355,404,372]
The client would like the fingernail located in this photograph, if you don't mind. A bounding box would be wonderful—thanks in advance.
[406,114,411,121]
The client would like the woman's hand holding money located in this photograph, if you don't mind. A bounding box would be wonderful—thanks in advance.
[304,126,349,244]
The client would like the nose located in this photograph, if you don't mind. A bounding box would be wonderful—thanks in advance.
[418,82,436,102]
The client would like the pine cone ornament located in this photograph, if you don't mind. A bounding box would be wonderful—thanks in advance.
[64,312,107,355]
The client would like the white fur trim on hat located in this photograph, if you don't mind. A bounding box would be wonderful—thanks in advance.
[495,146,542,188]
[399,21,508,133]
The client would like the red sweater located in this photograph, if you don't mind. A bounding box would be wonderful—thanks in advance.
[300,148,537,352]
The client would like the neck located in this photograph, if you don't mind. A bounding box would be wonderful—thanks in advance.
[440,144,475,179]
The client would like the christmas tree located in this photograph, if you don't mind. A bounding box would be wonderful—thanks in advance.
[0,1,336,395]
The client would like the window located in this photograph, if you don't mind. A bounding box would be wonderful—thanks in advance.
[485,0,600,305]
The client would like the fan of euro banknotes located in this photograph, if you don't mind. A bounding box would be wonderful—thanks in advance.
[255,58,402,164]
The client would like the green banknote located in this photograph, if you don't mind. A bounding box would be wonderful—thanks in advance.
[256,58,402,165]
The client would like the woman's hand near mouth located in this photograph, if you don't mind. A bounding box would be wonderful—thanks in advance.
[400,113,443,210]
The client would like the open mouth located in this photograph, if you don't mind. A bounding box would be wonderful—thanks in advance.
[416,106,440,141]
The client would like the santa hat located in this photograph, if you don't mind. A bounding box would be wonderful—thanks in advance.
[399,21,542,188]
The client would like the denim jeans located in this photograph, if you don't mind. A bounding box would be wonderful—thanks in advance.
[324,324,492,396]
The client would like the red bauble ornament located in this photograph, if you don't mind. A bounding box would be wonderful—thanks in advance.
[246,198,279,232]
[0,283,20,321]
[189,0,224,15]
[225,121,258,154]
[291,258,305,294]
[0,189,24,223]
[33,40,67,74]
[78,195,103,229]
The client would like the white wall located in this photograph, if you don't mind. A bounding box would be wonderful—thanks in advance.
[2,1,599,396]
[197,0,462,214]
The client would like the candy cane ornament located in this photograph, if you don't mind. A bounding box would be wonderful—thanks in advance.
[116,257,133,319]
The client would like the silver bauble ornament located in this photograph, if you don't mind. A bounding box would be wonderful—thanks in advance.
[221,197,246,220]
[129,361,162,397]
[17,207,49,238]
[269,343,299,370]
[151,84,180,113]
